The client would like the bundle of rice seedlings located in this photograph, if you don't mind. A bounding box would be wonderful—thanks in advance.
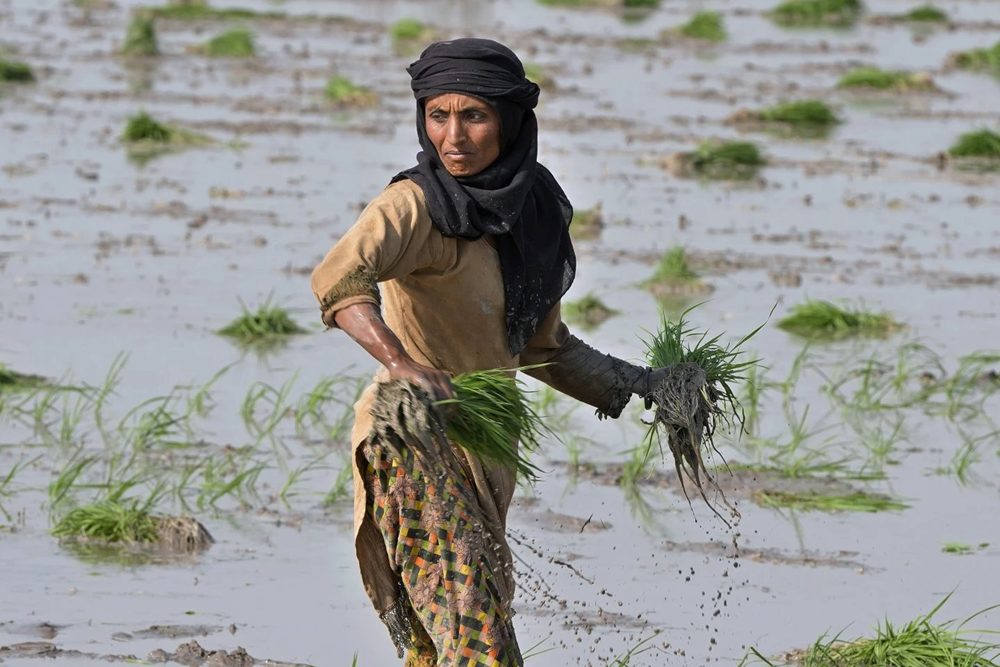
[444,369,546,481]
[194,28,255,57]
[391,18,434,43]
[740,595,1000,667]
[217,298,307,343]
[121,13,159,57]
[0,57,35,83]
[644,246,712,299]
[0,364,45,391]
[948,129,1000,159]
[904,5,949,22]
[688,141,765,178]
[623,0,659,7]
[52,500,213,550]
[148,3,286,20]
[563,293,619,328]
[121,111,213,154]
[755,489,908,512]
[677,11,726,41]
[837,67,936,92]
[754,100,839,125]
[570,205,603,240]
[523,63,554,88]
[950,41,1000,72]
[324,76,378,107]
[769,0,862,26]
[642,306,766,525]
[776,300,903,338]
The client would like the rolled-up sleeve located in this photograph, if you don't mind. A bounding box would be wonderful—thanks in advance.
[310,181,442,328]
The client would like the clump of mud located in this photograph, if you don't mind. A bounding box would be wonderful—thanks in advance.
[156,516,214,552]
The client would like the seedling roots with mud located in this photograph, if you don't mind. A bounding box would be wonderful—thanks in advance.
[642,306,768,526]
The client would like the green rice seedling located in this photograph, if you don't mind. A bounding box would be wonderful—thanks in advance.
[563,293,619,329]
[52,498,159,543]
[49,454,97,508]
[769,0,862,26]
[777,300,902,339]
[0,364,45,391]
[677,12,726,41]
[121,13,159,57]
[94,353,127,443]
[948,129,1000,159]
[642,305,768,525]
[755,488,908,512]
[197,452,265,509]
[740,596,1000,666]
[569,205,603,240]
[646,246,701,286]
[523,63,554,88]
[323,460,353,505]
[666,141,765,180]
[194,28,255,57]
[217,297,307,344]
[184,363,232,422]
[241,373,299,445]
[951,42,1000,73]
[147,2,304,20]
[121,111,213,156]
[609,633,660,665]
[390,18,434,50]
[324,76,377,107]
[294,374,363,440]
[904,5,948,22]
[837,67,936,91]
[0,57,35,83]
[754,100,839,126]
[942,542,976,554]
[442,368,548,481]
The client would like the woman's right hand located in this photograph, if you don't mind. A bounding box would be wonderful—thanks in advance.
[389,358,454,402]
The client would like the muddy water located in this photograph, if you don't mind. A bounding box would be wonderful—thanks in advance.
[2,0,1000,664]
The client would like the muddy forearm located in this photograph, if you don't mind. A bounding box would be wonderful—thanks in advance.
[333,302,413,372]
[523,335,647,419]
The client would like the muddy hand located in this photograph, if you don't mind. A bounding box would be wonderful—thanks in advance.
[633,364,676,409]
[389,358,455,402]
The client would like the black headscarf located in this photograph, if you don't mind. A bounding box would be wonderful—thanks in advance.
[391,38,576,356]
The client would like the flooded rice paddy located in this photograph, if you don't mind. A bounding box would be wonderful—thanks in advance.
[2,0,1000,664]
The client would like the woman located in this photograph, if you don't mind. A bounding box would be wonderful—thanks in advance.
[311,39,669,666]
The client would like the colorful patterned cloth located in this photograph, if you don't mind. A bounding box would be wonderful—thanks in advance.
[364,440,523,666]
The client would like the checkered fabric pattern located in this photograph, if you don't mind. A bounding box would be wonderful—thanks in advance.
[365,441,523,667]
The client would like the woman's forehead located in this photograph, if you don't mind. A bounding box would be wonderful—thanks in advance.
[425,93,492,111]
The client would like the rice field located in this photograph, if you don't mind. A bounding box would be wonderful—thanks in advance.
[2,0,999,664]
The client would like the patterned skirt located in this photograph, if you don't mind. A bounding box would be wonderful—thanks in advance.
[364,440,523,667]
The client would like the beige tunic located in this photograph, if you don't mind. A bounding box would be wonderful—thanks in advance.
[310,179,571,616]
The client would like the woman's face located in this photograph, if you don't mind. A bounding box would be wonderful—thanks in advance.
[424,93,501,177]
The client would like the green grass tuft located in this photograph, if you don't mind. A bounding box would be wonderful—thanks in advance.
[777,300,902,339]
[324,76,377,106]
[941,542,979,555]
[121,14,159,56]
[647,246,701,285]
[197,29,255,58]
[948,129,1000,159]
[570,205,603,240]
[444,369,547,481]
[682,141,765,179]
[52,499,159,543]
[755,489,908,512]
[740,596,1000,667]
[904,5,948,21]
[523,63,554,88]
[952,42,1000,72]
[146,3,287,20]
[0,365,45,391]
[769,0,862,26]
[837,67,935,91]
[757,100,839,125]
[678,12,726,41]
[391,18,429,41]
[122,111,173,143]
[217,299,307,343]
[0,57,35,83]
[563,293,619,329]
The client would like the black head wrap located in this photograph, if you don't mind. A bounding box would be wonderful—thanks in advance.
[391,38,576,356]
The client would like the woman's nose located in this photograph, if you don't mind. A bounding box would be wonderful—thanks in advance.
[445,116,465,144]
